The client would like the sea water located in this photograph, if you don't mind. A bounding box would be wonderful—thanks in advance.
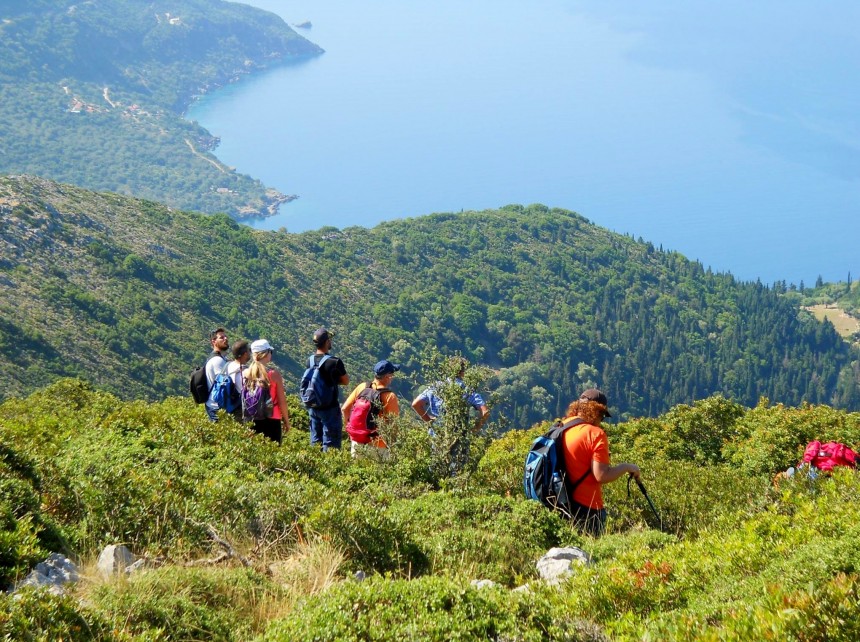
[186,0,860,284]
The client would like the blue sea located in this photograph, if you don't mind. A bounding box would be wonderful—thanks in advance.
[186,0,860,285]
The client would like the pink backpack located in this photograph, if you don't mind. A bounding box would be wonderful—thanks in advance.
[802,441,858,472]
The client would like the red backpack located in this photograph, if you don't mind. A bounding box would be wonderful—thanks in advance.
[346,384,391,444]
[802,441,858,472]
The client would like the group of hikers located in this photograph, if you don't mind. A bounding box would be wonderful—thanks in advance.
[193,325,860,538]
[193,325,649,537]
[195,326,492,457]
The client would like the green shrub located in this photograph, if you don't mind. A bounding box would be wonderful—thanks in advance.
[302,489,426,576]
[260,576,608,642]
[472,422,545,497]
[389,492,567,585]
[608,395,745,465]
[603,459,771,537]
[0,438,67,586]
[90,566,280,642]
[0,589,119,641]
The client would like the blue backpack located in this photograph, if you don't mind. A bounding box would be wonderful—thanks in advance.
[208,363,240,413]
[524,418,589,515]
[299,354,335,408]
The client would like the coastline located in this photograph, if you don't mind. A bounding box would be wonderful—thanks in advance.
[180,48,322,222]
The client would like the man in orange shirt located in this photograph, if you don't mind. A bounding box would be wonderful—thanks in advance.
[342,360,401,459]
[562,388,641,536]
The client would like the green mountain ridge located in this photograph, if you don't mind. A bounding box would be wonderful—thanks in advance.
[2,175,858,422]
[0,0,321,218]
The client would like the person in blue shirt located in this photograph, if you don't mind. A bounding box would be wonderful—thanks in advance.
[411,357,490,432]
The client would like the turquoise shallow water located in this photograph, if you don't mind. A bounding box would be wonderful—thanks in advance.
[187,0,860,284]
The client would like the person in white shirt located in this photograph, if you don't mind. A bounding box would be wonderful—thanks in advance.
[227,340,251,421]
[204,328,230,421]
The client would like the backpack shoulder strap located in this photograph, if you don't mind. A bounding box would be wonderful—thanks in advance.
[556,417,592,499]
[316,354,331,368]
[559,417,586,431]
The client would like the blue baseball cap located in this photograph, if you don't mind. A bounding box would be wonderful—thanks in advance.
[374,360,401,377]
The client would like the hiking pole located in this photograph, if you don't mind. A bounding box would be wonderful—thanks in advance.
[627,475,661,526]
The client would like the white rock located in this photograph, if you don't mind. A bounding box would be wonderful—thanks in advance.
[470,579,498,590]
[536,547,591,582]
[12,554,78,595]
[97,544,136,577]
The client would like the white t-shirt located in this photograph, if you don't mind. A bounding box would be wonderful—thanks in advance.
[205,353,228,388]
[227,360,246,392]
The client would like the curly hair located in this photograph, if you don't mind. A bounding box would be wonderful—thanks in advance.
[564,399,608,426]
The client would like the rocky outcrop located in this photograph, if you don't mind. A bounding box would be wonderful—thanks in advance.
[12,554,79,595]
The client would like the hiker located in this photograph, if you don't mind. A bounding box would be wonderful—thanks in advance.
[411,357,489,432]
[243,339,290,444]
[303,328,349,450]
[204,327,230,421]
[227,340,251,421]
[341,359,401,459]
[560,388,640,537]
[776,440,858,485]
[411,357,490,474]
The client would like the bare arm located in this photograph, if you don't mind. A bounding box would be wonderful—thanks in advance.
[338,373,350,386]
[269,370,290,432]
[592,461,640,484]
[341,385,360,422]
[473,405,490,431]
[412,396,432,422]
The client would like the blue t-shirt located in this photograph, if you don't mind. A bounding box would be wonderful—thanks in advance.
[416,378,485,420]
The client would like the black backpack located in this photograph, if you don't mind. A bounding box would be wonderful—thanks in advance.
[189,366,209,404]
[523,418,590,516]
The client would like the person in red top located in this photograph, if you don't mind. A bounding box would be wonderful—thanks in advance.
[244,339,291,444]
[561,388,640,536]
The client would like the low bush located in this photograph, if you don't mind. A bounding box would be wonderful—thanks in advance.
[389,492,567,585]
[0,589,119,641]
[259,576,608,642]
[89,566,281,642]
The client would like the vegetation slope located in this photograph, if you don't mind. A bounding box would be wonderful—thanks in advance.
[1,175,859,423]
[0,0,321,218]
[2,380,860,640]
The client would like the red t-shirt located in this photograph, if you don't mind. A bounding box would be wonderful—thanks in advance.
[266,369,282,420]
[561,417,610,509]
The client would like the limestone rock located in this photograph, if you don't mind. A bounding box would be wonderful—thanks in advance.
[13,553,78,594]
[97,544,136,577]
[470,579,498,590]
[536,546,591,583]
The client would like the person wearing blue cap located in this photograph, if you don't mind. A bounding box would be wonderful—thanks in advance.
[342,360,401,459]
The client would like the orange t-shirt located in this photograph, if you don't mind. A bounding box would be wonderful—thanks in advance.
[561,417,610,509]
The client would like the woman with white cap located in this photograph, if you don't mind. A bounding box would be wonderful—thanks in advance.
[244,339,290,444]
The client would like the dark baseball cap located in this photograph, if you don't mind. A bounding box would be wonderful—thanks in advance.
[373,360,401,377]
[579,388,611,417]
[313,328,333,345]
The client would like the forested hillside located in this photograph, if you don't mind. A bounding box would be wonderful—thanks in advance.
[0,0,321,218]
[2,175,857,422]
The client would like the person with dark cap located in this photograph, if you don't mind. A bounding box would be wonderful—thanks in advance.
[560,388,641,537]
[306,327,349,450]
[341,359,401,459]
[227,340,252,422]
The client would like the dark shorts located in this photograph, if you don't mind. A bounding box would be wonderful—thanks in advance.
[252,418,282,444]
[569,501,607,537]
